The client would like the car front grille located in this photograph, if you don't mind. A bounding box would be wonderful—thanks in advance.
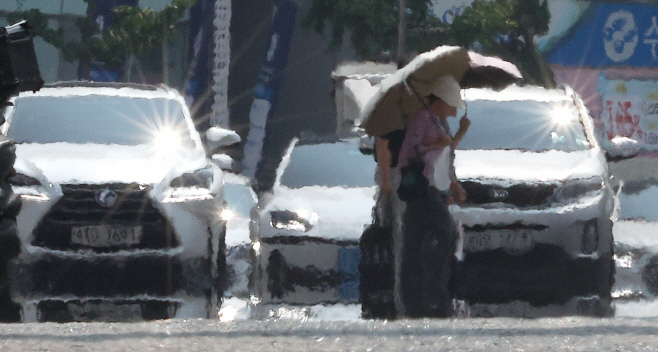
[37,299,179,322]
[460,180,557,208]
[31,183,179,252]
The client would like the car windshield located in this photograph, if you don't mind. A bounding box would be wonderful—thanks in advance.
[448,99,591,152]
[280,139,376,188]
[6,94,195,148]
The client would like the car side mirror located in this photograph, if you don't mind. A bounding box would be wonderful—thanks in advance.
[206,126,241,150]
[604,136,639,162]
[212,153,236,171]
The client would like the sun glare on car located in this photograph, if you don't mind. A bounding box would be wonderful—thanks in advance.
[550,103,577,126]
[151,127,184,156]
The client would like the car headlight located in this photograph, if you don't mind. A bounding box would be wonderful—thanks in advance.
[162,168,216,203]
[553,176,604,203]
[8,173,49,201]
[269,209,318,232]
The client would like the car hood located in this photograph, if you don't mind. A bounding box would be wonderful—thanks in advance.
[263,185,377,241]
[15,142,208,184]
[454,149,607,184]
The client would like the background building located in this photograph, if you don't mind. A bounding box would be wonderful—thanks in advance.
[545,2,658,156]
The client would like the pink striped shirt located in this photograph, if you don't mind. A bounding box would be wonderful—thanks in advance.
[397,108,456,183]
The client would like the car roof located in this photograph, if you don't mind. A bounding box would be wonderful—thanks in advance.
[16,81,181,100]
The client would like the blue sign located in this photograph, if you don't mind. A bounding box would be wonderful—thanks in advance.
[338,247,361,301]
[548,3,658,68]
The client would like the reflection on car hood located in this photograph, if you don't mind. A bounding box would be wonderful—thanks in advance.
[264,185,377,241]
[15,142,208,184]
[455,149,606,184]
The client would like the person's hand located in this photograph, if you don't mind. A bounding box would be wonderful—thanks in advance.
[450,181,467,206]
[459,115,471,131]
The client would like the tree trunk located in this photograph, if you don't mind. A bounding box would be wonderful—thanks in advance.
[79,0,96,80]
[397,0,407,64]
[522,30,555,88]
[162,21,169,85]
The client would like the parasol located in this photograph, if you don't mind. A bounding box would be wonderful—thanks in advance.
[360,46,522,137]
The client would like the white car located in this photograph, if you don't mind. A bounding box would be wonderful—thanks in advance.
[607,157,658,312]
[2,81,239,322]
[449,85,625,316]
[361,85,634,318]
[251,135,377,306]
[221,171,258,300]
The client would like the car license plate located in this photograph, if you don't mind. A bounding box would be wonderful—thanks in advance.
[67,301,142,322]
[464,229,534,253]
[71,224,142,247]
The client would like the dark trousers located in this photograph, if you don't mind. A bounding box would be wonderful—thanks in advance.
[400,186,458,318]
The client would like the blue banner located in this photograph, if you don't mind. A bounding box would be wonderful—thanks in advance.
[548,3,658,68]
[242,0,298,179]
[183,0,216,130]
[253,0,298,102]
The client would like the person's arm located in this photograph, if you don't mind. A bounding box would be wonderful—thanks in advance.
[445,115,469,205]
[449,180,467,206]
[375,137,392,194]
[451,114,470,149]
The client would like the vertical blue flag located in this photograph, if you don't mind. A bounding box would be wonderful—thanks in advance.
[242,0,297,179]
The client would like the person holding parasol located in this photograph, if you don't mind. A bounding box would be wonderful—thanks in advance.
[359,46,522,318]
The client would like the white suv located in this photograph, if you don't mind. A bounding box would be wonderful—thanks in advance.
[3,81,239,322]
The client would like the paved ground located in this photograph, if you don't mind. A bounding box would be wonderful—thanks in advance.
[2,316,658,351]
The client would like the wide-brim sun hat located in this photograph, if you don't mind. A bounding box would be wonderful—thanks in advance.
[430,75,465,109]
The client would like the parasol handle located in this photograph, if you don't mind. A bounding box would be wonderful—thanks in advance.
[406,78,430,110]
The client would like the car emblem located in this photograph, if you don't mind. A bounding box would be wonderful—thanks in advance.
[96,189,118,208]
[488,188,509,201]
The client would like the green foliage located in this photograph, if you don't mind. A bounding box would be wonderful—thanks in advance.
[303,0,554,86]
[302,0,445,61]
[451,0,554,86]
[8,0,194,70]
[449,0,516,51]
